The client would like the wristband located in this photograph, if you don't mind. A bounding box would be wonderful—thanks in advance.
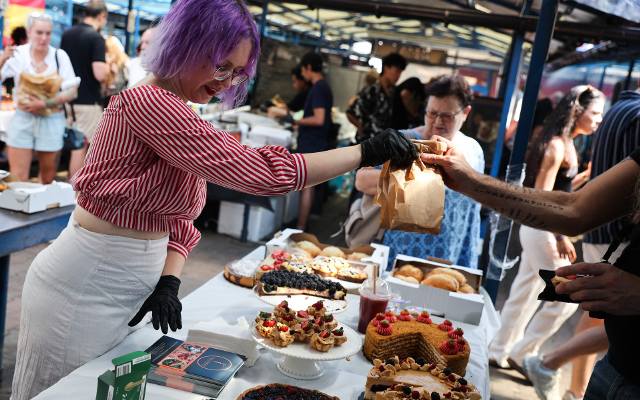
[45,98,57,108]
[554,234,564,241]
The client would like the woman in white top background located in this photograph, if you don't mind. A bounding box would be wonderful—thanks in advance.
[0,12,79,183]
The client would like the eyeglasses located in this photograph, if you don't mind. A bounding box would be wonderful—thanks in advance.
[213,65,249,86]
[426,108,463,123]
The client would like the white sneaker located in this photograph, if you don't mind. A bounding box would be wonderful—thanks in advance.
[524,355,561,400]
[562,392,583,400]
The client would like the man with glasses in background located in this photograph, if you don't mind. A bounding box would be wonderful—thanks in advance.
[355,74,485,268]
[60,0,108,178]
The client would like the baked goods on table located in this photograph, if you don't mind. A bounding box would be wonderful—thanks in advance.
[393,265,477,294]
[224,259,260,288]
[363,310,470,376]
[336,266,368,283]
[295,240,322,257]
[348,252,369,261]
[364,356,481,399]
[310,256,350,277]
[395,264,424,282]
[258,249,369,284]
[320,245,346,258]
[257,270,347,300]
[254,301,348,352]
[237,383,339,400]
[422,274,459,292]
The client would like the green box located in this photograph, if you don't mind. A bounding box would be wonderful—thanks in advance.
[96,351,151,400]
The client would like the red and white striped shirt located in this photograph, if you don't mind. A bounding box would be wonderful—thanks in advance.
[72,85,307,258]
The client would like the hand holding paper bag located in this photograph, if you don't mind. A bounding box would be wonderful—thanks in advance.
[376,139,447,234]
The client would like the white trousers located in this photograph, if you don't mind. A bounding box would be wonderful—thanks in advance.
[489,225,579,365]
[10,218,168,400]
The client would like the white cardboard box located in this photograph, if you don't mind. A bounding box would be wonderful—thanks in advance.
[385,254,485,325]
[265,228,390,273]
[0,181,75,213]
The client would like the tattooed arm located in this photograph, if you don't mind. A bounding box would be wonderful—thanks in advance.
[422,136,639,236]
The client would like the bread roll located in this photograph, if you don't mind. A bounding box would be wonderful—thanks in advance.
[422,274,459,292]
[394,264,424,281]
[288,247,313,261]
[459,283,475,294]
[395,275,419,284]
[295,241,322,257]
[320,246,346,258]
[428,267,466,286]
[347,252,369,261]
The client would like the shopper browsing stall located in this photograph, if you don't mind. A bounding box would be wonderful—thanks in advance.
[488,86,605,373]
[355,75,484,267]
[9,1,417,398]
[0,12,79,183]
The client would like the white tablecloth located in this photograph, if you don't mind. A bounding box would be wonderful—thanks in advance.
[35,270,498,399]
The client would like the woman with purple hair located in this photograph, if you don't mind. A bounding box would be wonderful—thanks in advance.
[10,0,416,398]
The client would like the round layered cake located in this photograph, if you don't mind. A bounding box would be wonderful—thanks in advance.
[364,357,481,399]
[363,311,470,376]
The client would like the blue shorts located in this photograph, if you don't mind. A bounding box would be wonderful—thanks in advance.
[6,110,66,152]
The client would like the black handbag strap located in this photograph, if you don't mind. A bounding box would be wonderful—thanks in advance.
[54,49,77,123]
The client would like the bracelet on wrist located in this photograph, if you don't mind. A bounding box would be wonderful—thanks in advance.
[45,98,57,108]
[554,234,564,241]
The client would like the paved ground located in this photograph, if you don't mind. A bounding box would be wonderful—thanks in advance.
[0,192,587,399]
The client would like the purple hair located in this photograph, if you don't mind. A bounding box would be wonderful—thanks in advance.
[144,0,260,107]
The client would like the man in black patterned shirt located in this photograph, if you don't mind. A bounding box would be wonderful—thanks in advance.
[347,53,406,143]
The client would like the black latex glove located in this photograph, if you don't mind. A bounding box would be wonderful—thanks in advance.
[128,275,182,334]
[359,128,418,169]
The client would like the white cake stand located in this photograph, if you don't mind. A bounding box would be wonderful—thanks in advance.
[252,323,362,380]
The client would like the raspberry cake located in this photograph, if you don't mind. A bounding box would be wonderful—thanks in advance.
[363,311,470,376]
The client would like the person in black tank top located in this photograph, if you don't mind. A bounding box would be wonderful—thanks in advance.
[489,86,606,374]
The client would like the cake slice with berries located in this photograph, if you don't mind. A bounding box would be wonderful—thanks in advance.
[363,311,470,376]
[257,270,346,300]
[364,357,481,399]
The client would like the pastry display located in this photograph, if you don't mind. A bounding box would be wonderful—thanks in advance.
[336,266,368,283]
[428,267,467,286]
[257,249,369,286]
[363,311,470,376]
[395,265,424,281]
[237,384,339,400]
[254,302,348,352]
[224,258,260,288]
[393,265,477,294]
[364,357,481,399]
[348,252,369,261]
[295,240,322,257]
[421,274,459,292]
[320,245,346,258]
[310,330,335,352]
[394,275,420,284]
[257,270,347,300]
[310,256,350,278]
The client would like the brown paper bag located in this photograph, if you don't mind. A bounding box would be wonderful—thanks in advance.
[375,139,447,234]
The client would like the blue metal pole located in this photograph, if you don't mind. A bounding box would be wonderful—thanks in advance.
[490,0,532,177]
[0,256,8,369]
[624,59,636,91]
[66,0,74,28]
[510,0,558,166]
[489,36,523,177]
[260,0,269,40]
[598,64,608,91]
[124,0,134,56]
[484,0,558,303]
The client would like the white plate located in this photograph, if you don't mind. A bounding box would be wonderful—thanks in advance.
[0,170,9,180]
[251,321,362,362]
[254,287,348,314]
